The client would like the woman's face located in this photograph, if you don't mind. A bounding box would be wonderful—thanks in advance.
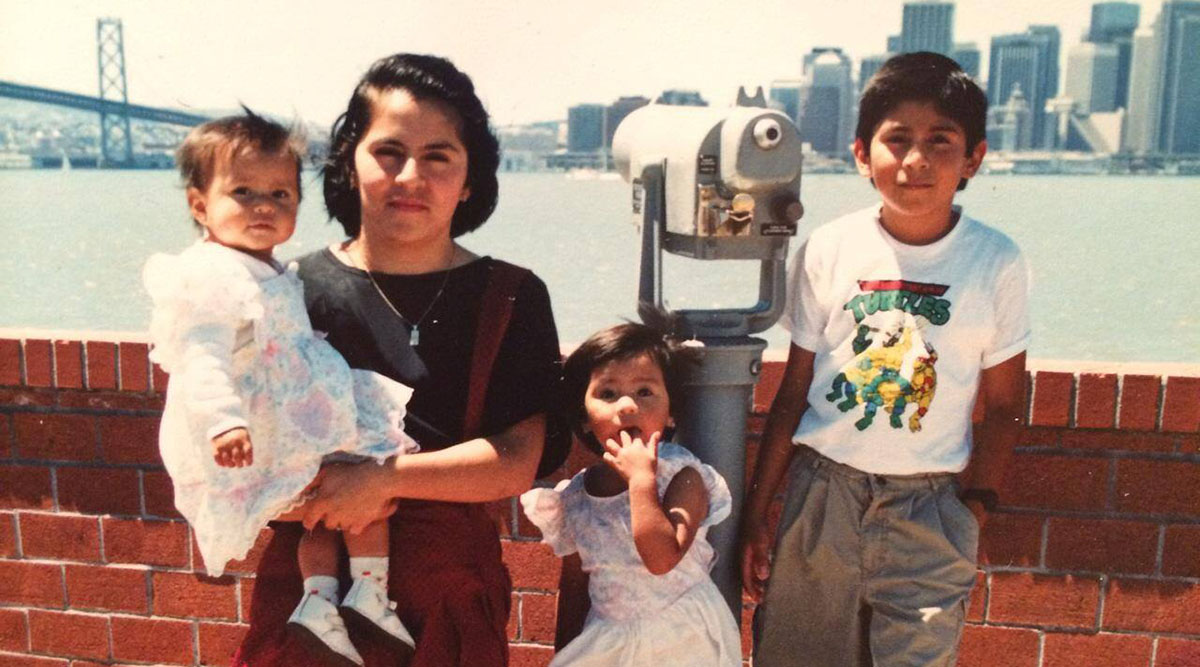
[352,87,470,249]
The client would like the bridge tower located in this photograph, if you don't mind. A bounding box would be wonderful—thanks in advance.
[96,18,134,167]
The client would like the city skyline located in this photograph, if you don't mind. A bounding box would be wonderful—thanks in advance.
[0,0,1171,127]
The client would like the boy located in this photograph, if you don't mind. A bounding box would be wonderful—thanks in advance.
[739,52,1029,666]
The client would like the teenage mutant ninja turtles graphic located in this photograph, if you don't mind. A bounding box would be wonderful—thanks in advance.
[826,279,948,432]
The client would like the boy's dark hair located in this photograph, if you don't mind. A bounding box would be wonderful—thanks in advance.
[857,51,988,191]
[323,53,500,238]
[177,107,305,225]
[561,322,693,455]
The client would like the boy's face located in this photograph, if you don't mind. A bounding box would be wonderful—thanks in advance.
[188,148,299,262]
[853,101,985,226]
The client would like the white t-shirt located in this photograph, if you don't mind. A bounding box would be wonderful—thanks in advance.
[780,205,1031,474]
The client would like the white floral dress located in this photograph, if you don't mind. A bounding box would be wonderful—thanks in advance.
[144,241,418,576]
[519,443,742,666]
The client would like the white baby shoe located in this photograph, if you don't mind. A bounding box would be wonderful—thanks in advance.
[287,590,364,667]
[340,577,416,662]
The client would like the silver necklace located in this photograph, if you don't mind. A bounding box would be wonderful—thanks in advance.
[350,246,453,347]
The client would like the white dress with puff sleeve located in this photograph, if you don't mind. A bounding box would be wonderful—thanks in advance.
[144,241,418,576]
[519,443,742,666]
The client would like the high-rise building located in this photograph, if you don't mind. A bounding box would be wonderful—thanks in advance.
[900,1,954,55]
[655,89,708,106]
[987,83,1033,151]
[567,104,605,153]
[1087,2,1140,108]
[858,54,892,92]
[989,26,1060,148]
[1153,1,1200,154]
[604,96,649,149]
[1123,28,1162,153]
[887,35,902,52]
[951,42,981,80]
[798,48,854,157]
[1066,42,1120,113]
[768,80,803,124]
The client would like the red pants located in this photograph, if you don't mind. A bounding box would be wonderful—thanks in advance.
[233,500,511,667]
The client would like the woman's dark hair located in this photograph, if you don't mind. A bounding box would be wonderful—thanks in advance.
[323,53,500,238]
[561,322,695,454]
[856,51,988,191]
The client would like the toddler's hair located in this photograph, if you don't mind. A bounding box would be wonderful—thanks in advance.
[857,51,988,191]
[561,322,694,454]
[177,107,306,223]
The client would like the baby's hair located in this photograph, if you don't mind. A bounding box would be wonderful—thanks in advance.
[177,106,307,225]
[561,322,695,454]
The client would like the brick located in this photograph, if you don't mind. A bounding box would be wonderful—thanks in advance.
[508,644,554,667]
[0,387,56,408]
[64,564,148,613]
[1162,376,1200,433]
[1118,374,1160,431]
[152,571,238,620]
[0,339,21,386]
[151,363,169,394]
[979,514,1042,568]
[1042,631,1151,667]
[24,339,53,388]
[506,593,519,641]
[956,624,1040,667]
[1156,637,1200,667]
[502,541,562,590]
[198,621,247,666]
[1075,373,1118,429]
[1058,429,1175,453]
[965,572,986,623]
[1183,433,1200,454]
[1044,518,1158,574]
[84,342,117,390]
[142,471,181,519]
[239,577,255,622]
[97,416,161,465]
[19,513,102,562]
[1031,371,1073,427]
[518,592,557,643]
[117,342,149,393]
[0,654,69,666]
[0,465,54,510]
[102,517,190,568]
[988,572,1101,629]
[56,467,141,516]
[12,414,97,462]
[1115,460,1200,517]
[1104,578,1200,634]
[1163,525,1200,578]
[1002,454,1109,512]
[110,616,194,664]
[0,608,27,652]
[52,341,83,390]
[56,390,163,412]
[753,360,785,414]
[197,528,269,576]
[0,514,14,558]
[1019,426,1062,447]
[27,609,110,660]
[0,560,63,607]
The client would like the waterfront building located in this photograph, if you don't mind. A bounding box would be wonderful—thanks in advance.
[1066,42,1120,113]
[989,26,1060,149]
[654,89,707,106]
[1087,2,1140,108]
[567,103,605,153]
[768,80,802,124]
[951,42,981,80]
[987,83,1033,152]
[1123,28,1162,153]
[900,1,954,55]
[858,54,891,93]
[1152,0,1200,155]
[605,96,649,149]
[798,48,854,158]
[498,124,558,172]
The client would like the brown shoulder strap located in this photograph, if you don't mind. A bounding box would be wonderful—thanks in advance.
[463,262,530,439]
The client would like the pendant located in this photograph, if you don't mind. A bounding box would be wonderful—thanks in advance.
[409,325,420,347]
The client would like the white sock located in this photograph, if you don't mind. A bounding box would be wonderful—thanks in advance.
[349,556,389,587]
[302,575,339,605]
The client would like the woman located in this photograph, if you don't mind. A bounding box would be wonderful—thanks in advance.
[233,53,566,667]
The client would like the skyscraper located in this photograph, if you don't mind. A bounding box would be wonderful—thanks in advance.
[1087,2,1140,108]
[1153,1,1200,154]
[567,104,605,153]
[798,48,854,157]
[1066,42,1120,113]
[858,54,891,92]
[900,1,954,55]
[989,26,1060,148]
[604,96,649,149]
[1123,28,1161,153]
[951,42,981,80]
[768,80,803,124]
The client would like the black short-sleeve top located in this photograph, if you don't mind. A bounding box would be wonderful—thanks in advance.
[295,248,565,465]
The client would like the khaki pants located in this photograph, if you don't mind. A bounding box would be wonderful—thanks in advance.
[753,446,978,667]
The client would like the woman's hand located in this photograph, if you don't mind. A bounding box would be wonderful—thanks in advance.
[739,516,772,603]
[302,461,398,535]
[211,427,253,467]
[602,430,660,486]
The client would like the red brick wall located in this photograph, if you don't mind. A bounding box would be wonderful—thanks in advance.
[1,334,1198,666]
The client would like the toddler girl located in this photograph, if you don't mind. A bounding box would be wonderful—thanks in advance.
[144,111,417,666]
[519,323,742,666]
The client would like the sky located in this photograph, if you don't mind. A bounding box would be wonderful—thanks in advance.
[0,0,1168,127]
